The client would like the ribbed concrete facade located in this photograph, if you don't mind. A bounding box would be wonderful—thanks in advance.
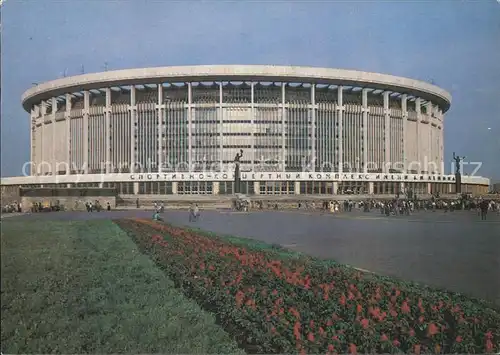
[1,65,490,196]
[28,65,447,176]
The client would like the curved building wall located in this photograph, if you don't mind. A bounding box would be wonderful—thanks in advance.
[29,80,446,177]
[6,65,490,197]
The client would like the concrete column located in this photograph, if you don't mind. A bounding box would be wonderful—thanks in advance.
[369,182,374,194]
[130,86,136,173]
[311,84,316,172]
[30,108,35,174]
[212,181,219,195]
[40,101,47,175]
[172,181,178,194]
[294,181,300,195]
[218,82,223,170]
[250,82,255,169]
[157,84,163,173]
[337,87,344,173]
[362,89,369,173]
[65,94,71,175]
[401,94,408,173]
[188,82,193,172]
[105,88,111,173]
[282,83,286,171]
[427,101,433,174]
[254,181,260,195]
[383,91,390,173]
[34,104,41,176]
[133,182,139,194]
[333,181,339,195]
[415,98,422,173]
[83,91,90,174]
[439,108,444,174]
[51,97,57,175]
[427,182,432,194]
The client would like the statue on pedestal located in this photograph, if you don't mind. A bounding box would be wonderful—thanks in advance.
[453,152,465,194]
[234,149,244,194]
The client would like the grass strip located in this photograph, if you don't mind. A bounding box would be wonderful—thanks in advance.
[1,219,242,354]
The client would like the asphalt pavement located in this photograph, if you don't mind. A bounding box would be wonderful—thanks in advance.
[5,208,500,306]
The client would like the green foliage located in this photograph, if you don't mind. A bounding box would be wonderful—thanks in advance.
[118,218,500,354]
[0,219,243,354]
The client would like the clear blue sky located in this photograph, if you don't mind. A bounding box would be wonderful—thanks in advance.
[1,0,499,179]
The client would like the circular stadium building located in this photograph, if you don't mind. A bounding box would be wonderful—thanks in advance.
[1,65,490,197]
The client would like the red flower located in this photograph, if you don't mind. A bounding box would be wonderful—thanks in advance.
[328,344,335,353]
[235,290,245,307]
[307,332,315,342]
[401,301,410,314]
[485,331,493,339]
[455,336,462,343]
[289,307,300,319]
[339,294,346,306]
[326,319,333,327]
[419,316,425,324]
[409,328,415,337]
[427,323,439,336]
[360,318,369,329]
[293,321,302,340]
[414,344,421,355]
[349,343,357,354]
[319,327,326,336]
[486,339,494,353]
[378,311,387,322]
[390,309,398,317]
[393,339,401,347]
[271,327,276,334]
[310,320,315,329]
[272,289,278,296]
[356,304,362,313]
[381,334,389,342]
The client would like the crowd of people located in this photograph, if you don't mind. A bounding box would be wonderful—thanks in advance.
[84,200,112,212]
[312,196,499,220]
[2,201,22,213]
[151,201,199,222]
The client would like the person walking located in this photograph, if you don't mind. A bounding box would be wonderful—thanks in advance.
[189,203,195,222]
[480,200,489,220]
[193,204,200,221]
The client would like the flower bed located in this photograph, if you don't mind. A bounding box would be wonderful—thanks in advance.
[116,218,500,354]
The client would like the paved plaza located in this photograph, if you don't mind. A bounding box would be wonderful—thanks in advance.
[6,209,500,306]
